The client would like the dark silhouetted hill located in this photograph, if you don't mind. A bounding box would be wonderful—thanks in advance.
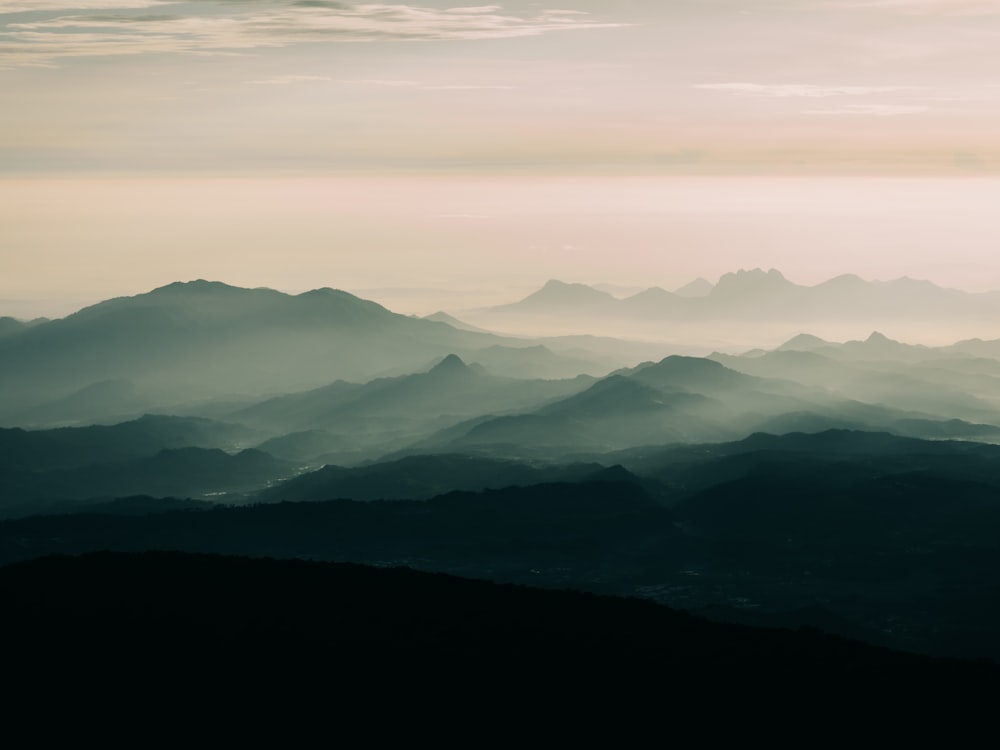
[0,413,255,472]
[3,550,995,708]
[7,432,1000,662]
[256,453,647,503]
[0,445,293,516]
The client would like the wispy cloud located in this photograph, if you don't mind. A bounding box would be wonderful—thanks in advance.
[1,2,627,67]
[693,83,918,98]
[340,78,513,90]
[246,74,332,84]
[347,79,423,87]
[420,84,513,90]
[0,0,163,11]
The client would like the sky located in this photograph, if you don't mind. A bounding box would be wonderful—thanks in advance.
[2,1,1000,319]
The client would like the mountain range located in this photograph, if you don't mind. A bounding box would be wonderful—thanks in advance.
[0,280,643,427]
[399,351,1000,458]
[464,269,1000,345]
[8,275,1000,668]
[488,269,1000,321]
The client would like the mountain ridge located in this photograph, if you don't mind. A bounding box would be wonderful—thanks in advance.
[473,270,1000,336]
[0,281,619,421]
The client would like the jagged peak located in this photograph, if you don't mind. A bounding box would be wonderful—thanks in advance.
[713,267,791,292]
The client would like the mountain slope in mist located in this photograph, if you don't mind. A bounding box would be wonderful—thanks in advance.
[711,331,1000,433]
[232,355,591,432]
[467,269,1000,344]
[411,353,994,456]
[0,281,619,425]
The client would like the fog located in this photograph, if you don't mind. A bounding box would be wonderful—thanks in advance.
[3,176,1000,336]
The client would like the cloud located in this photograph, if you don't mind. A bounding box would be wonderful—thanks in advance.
[444,5,501,13]
[1,2,627,67]
[0,0,164,11]
[347,78,422,86]
[802,104,929,116]
[693,83,918,98]
[420,84,513,90]
[339,78,513,90]
[245,74,332,84]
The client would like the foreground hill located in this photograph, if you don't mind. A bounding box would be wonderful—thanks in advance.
[8,432,1000,663]
[3,550,994,705]
[0,413,255,472]
[0,413,280,516]
[254,453,636,503]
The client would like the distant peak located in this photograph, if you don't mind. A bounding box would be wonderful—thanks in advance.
[296,287,363,302]
[635,355,726,375]
[148,279,241,296]
[777,333,831,351]
[430,353,469,374]
[537,279,607,295]
[865,331,893,344]
[511,279,615,309]
[673,277,713,298]
[625,286,676,301]
[713,268,791,291]
[828,273,864,283]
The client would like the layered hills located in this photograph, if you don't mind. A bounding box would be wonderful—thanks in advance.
[6,275,1000,670]
[487,269,1000,322]
[8,433,1000,662]
[0,280,628,426]
[466,269,1000,345]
